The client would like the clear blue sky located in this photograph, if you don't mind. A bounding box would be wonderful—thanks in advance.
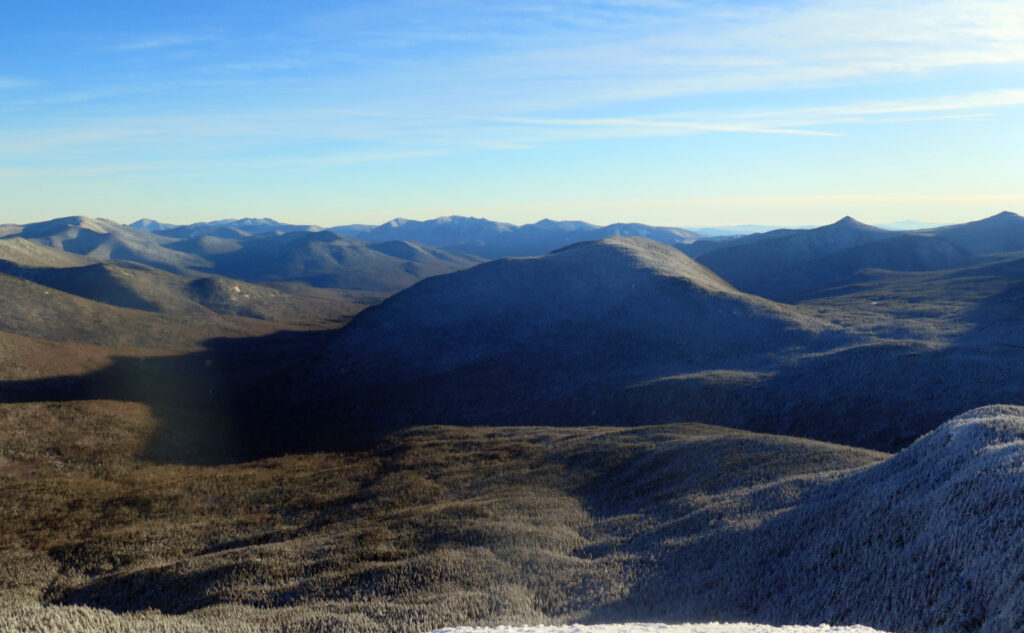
[2,1,1023,228]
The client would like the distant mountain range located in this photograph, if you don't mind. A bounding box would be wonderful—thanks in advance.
[13,211,1024,304]
[9,210,1020,329]
[136,217,326,238]
[329,216,700,258]
[132,215,702,259]
[685,211,1024,300]
[686,216,896,296]
[16,216,209,274]
[3,216,481,296]
[128,213,1024,275]
[0,215,484,346]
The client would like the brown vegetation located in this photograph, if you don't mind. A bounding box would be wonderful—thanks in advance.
[1,419,882,632]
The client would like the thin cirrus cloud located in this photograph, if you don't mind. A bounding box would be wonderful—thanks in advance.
[478,86,1024,144]
[114,34,217,51]
[0,77,34,89]
[4,0,1024,211]
[0,149,453,180]
[478,116,840,137]
[718,89,1024,129]
[196,1,1024,113]
[0,107,837,163]
[1,84,1020,165]
[796,89,1024,118]
[80,3,1024,119]
[389,0,1024,109]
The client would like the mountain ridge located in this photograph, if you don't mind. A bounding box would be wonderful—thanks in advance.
[3,215,484,295]
[6,216,212,273]
[693,215,893,294]
[313,237,833,439]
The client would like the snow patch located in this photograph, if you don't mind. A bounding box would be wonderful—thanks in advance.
[429,624,888,633]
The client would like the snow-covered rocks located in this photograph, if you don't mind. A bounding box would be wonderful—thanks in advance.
[429,623,889,633]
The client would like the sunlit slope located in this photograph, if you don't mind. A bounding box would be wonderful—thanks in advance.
[8,216,212,273]
[621,405,1024,633]
[9,407,1024,632]
[0,270,293,347]
[0,237,96,268]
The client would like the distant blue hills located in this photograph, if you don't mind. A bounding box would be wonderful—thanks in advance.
[133,215,706,259]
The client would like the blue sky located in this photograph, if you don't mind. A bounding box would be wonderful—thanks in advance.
[2,1,1023,228]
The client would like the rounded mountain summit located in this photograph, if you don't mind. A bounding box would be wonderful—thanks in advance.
[313,237,836,434]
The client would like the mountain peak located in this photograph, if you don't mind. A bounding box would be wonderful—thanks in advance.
[815,216,888,236]
[986,210,1023,222]
[130,218,179,232]
[830,215,877,229]
[932,211,1024,231]
[230,217,282,227]
[21,215,120,236]
[549,236,736,295]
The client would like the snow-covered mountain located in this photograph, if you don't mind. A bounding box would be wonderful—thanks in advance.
[334,215,700,258]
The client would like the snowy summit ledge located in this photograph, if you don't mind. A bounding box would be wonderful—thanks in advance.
[429,624,890,633]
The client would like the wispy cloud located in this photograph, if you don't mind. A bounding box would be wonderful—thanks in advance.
[9,79,1021,169]
[487,1,1024,107]
[7,0,1024,201]
[0,77,34,89]
[0,168,39,179]
[115,34,215,51]
[188,0,1023,126]
[207,58,312,73]
[0,103,841,168]
[835,113,995,125]
[5,74,1023,170]
[0,149,453,180]
[718,88,1024,130]
[481,115,840,137]
[759,89,1024,119]
[0,128,148,155]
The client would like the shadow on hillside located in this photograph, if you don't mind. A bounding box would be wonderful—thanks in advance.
[56,565,228,615]
[613,269,1024,452]
[0,328,379,464]
[5,272,1024,463]
[621,340,1024,453]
